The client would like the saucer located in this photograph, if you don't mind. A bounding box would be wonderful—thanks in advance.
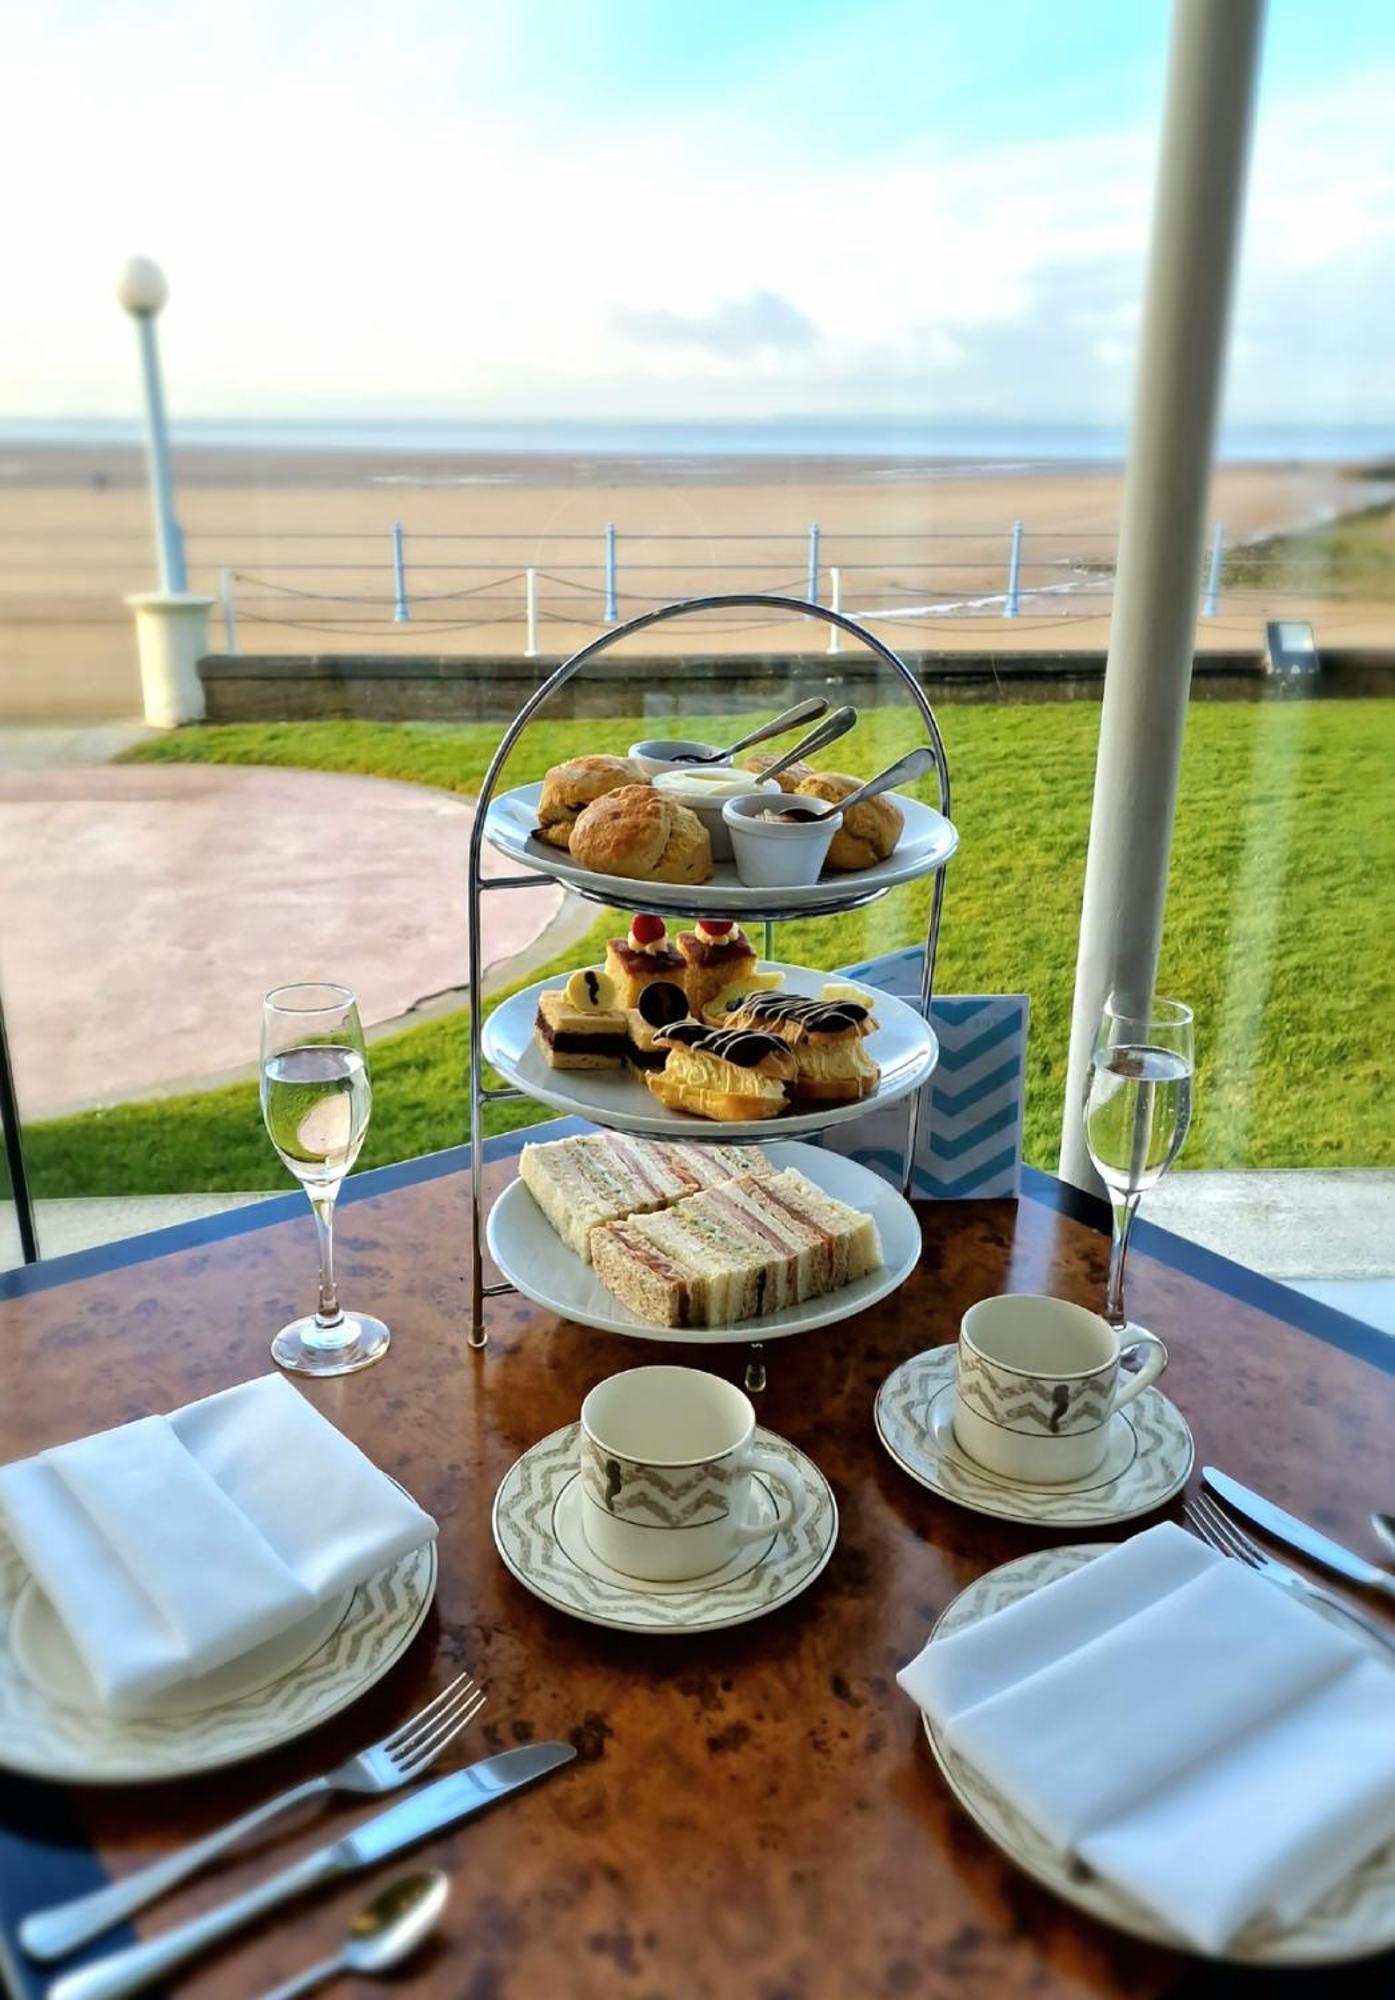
[874,1346,1193,1526]
[492,1422,838,1633]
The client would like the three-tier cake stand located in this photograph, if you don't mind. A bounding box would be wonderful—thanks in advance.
[466,594,956,1387]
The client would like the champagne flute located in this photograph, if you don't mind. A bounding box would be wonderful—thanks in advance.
[260,983,389,1376]
[1084,994,1194,1339]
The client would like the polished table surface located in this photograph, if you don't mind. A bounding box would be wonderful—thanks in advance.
[3,1130,1394,2000]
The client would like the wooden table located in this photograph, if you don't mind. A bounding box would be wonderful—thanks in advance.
[3,1126,1394,2000]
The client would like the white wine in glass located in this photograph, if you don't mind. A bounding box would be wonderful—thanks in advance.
[1084,994,1194,1338]
[260,983,389,1376]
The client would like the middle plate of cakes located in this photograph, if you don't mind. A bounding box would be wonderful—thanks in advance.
[482,945,939,1143]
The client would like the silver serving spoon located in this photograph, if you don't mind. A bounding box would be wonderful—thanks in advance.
[768,744,935,821]
[754,704,858,785]
[670,697,830,764]
[1371,1513,1395,1562]
[257,1870,449,2000]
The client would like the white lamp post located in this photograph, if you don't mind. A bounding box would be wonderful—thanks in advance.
[117,256,212,726]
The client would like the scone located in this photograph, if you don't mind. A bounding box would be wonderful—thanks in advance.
[741,751,815,795]
[676,919,757,1017]
[535,754,644,851]
[604,913,688,1009]
[645,1020,795,1122]
[716,992,881,1103]
[570,786,713,884]
[791,771,903,870]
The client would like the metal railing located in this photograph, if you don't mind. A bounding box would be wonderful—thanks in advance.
[1,517,1386,653]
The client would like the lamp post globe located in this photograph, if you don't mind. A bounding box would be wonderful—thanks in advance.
[116,256,169,318]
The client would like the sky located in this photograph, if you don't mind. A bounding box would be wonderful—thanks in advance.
[2,0,1393,426]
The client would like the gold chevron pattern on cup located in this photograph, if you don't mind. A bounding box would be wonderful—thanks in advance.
[957,1342,1114,1436]
[578,1436,733,1526]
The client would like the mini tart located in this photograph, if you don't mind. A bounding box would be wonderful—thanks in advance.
[533,987,628,1070]
[677,923,757,1018]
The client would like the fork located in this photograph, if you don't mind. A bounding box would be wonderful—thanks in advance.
[21,1671,485,1964]
[1184,1491,1395,1658]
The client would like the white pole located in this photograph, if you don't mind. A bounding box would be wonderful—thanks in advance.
[604,523,619,622]
[219,567,239,654]
[391,522,410,623]
[1059,0,1264,1189]
[1202,519,1225,617]
[1004,519,1023,618]
[806,523,821,603]
[827,567,843,654]
[525,566,540,659]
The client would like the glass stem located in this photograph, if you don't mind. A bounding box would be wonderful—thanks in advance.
[310,1189,345,1330]
[1105,1190,1142,1331]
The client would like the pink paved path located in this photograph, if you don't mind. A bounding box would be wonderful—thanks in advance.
[0,764,561,1115]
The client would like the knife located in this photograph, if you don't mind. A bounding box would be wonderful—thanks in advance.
[49,1742,576,2000]
[1202,1467,1395,1599]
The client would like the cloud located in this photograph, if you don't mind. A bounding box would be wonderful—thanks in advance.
[1,7,1392,425]
[610,290,818,357]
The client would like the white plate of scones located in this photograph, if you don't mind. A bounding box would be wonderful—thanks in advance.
[482,923,939,1144]
[487,1134,920,1342]
[482,766,957,916]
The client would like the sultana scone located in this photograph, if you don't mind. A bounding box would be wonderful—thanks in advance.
[791,771,903,870]
[569,785,713,884]
[536,754,645,851]
[740,751,815,795]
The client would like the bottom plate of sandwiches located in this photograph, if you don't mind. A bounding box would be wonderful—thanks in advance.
[486,1130,921,1341]
[481,928,939,1143]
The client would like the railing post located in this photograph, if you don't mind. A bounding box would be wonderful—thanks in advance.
[392,521,410,623]
[604,523,618,622]
[1202,519,1224,617]
[525,567,540,660]
[827,567,843,655]
[219,567,239,654]
[1004,519,1023,618]
[806,522,821,603]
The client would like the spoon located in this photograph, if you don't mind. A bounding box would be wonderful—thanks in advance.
[670,697,830,764]
[257,1870,450,2000]
[1371,1513,1395,1562]
[754,705,858,786]
[770,745,936,822]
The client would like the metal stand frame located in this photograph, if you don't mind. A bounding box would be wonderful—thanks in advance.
[466,594,953,1384]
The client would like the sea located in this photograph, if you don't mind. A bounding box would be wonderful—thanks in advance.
[1,415,1393,469]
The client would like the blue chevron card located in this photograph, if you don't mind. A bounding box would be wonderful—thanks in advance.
[813,948,1028,1199]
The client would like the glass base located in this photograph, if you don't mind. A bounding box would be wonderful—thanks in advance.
[271,1311,391,1378]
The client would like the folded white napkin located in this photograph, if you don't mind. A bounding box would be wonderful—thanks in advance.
[0,1375,437,1714]
[899,1522,1395,1953]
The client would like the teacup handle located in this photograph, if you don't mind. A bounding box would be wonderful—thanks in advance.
[1112,1330,1168,1411]
[729,1446,805,1548]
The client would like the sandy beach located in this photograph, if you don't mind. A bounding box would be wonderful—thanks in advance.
[0,444,1389,719]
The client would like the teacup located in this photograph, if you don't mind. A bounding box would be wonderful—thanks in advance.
[952,1295,1168,1485]
[579,1365,804,1582]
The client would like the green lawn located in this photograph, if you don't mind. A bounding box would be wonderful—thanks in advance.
[17,698,1393,1196]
